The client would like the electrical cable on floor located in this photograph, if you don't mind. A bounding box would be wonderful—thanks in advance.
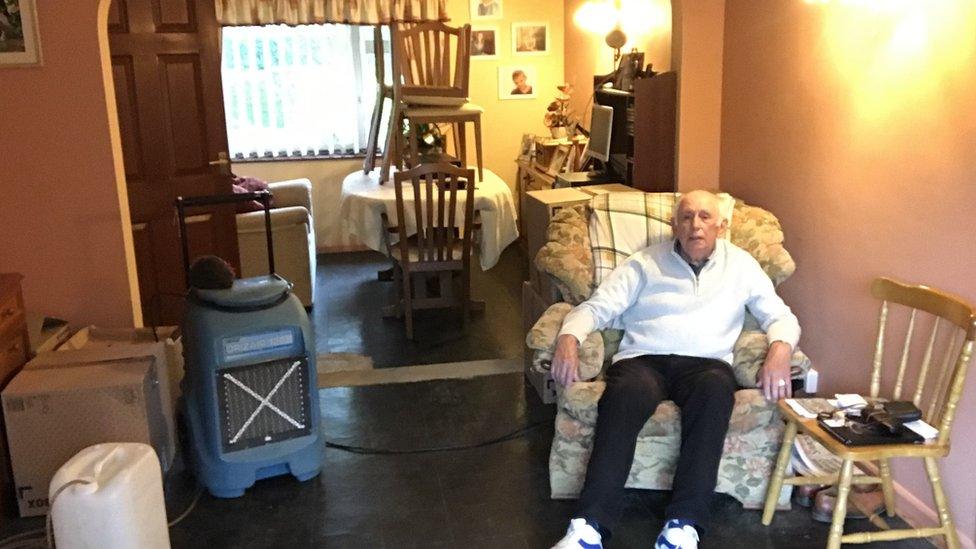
[323,418,550,455]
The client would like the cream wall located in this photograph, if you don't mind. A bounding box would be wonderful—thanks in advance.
[239,0,565,248]
[562,0,672,128]
[0,0,139,327]
[720,1,976,544]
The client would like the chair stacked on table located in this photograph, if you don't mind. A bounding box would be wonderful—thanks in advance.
[362,22,484,183]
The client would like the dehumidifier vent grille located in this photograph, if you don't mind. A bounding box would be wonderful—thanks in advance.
[217,356,312,452]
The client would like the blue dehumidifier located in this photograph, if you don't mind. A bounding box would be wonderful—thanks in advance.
[176,192,324,498]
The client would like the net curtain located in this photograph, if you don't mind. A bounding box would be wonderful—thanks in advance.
[215,0,449,26]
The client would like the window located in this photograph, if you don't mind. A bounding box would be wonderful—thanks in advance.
[221,24,391,160]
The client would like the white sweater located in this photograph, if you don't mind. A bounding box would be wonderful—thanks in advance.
[558,239,801,364]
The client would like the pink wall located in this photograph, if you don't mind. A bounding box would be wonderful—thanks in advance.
[0,0,138,327]
[720,0,976,544]
[671,0,725,190]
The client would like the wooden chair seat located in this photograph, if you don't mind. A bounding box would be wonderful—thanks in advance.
[762,277,976,549]
[779,403,950,461]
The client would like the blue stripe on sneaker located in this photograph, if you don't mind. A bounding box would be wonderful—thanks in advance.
[576,541,602,549]
[656,536,679,549]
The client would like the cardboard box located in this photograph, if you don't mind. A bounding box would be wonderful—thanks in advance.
[2,357,169,516]
[58,326,184,413]
[31,337,178,473]
[522,282,557,404]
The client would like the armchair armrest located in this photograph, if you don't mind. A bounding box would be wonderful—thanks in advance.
[526,303,605,381]
[268,179,312,211]
[236,206,309,234]
[731,330,813,390]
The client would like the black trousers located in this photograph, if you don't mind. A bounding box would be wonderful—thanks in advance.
[576,354,737,535]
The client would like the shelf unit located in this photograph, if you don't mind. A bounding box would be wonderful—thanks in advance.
[594,71,677,192]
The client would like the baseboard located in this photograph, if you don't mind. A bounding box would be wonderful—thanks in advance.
[860,462,974,549]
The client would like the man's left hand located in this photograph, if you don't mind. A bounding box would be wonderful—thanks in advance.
[757,341,793,401]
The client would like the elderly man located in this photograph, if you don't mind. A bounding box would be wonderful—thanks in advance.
[551,190,800,549]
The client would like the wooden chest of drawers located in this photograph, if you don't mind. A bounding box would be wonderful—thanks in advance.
[0,273,29,518]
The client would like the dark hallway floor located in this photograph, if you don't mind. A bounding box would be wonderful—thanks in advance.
[311,246,528,368]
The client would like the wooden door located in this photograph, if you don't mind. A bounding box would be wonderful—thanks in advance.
[108,0,239,324]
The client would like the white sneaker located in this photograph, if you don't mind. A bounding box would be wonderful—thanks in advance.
[552,518,603,549]
[654,519,699,549]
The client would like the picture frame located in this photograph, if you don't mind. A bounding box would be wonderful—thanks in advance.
[512,22,548,56]
[498,65,537,100]
[470,0,502,21]
[0,0,42,67]
[546,143,572,176]
[613,51,645,91]
[471,26,498,60]
[518,133,535,162]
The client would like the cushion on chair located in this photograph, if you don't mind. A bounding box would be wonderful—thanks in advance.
[728,200,796,285]
[526,303,605,380]
[403,102,484,117]
[402,95,469,107]
[533,205,594,305]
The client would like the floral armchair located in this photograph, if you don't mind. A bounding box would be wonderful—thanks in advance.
[525,192,811,509]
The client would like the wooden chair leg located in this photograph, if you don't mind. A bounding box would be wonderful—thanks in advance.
[363,87,386,174]
[401,267,414,340]
[878,458,897,517]
[925,457,960,549]
[762,419,798,525]
[826,459,855,549]
[456,121,467,169]
[380,104,401,184]
[408,117,420,168]
[461,262,471,329]
[473,114,484,181]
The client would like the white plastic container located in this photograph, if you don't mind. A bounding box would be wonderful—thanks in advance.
[50,443,171,549]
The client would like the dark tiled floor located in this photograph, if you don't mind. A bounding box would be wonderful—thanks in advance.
[0,377,933,548]
[311,246,527,367]
[0,249,936,547]
[172,374,929,548]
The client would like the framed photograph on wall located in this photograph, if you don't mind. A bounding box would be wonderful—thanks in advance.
[471,27,498,60]
[512,22,548,55]
[498,65,537,100]
[0,0,42,66]
[470,0,502,21]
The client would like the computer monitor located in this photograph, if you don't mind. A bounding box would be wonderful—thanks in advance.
[584,105,613,164]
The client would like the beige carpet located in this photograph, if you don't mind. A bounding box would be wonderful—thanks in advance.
[316,355,522,388]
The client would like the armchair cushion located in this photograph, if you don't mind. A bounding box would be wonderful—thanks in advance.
[236,206,310,233]
[533,206,593,305]
[526,303,604,380]
[268,179,313,213]
[729,200,795,286]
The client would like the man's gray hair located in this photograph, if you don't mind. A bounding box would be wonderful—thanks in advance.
[671,190,721,220]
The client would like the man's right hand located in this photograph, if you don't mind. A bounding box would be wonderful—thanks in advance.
[552,334,581,386]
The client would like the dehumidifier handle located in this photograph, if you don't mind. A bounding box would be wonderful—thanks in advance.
[175,191,277,288]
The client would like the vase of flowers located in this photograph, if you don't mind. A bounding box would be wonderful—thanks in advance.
[545,84,573,138]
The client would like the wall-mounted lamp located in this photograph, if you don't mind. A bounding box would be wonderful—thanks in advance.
[574,0,628,65]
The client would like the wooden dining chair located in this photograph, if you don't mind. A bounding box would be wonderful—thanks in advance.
[762,277,976,549]
[379,22,484,184]
[380,163,479,339]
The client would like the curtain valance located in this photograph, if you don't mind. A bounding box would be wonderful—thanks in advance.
[215,0,448,26]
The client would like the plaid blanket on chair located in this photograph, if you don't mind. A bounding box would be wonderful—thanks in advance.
[588,192,736,285]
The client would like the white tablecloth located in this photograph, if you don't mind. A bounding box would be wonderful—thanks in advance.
[339,168,520,270]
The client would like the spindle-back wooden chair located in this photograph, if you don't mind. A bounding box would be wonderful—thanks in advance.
[762,277,976,549]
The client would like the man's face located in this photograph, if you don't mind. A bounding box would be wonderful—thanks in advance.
[672,191,726,264]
